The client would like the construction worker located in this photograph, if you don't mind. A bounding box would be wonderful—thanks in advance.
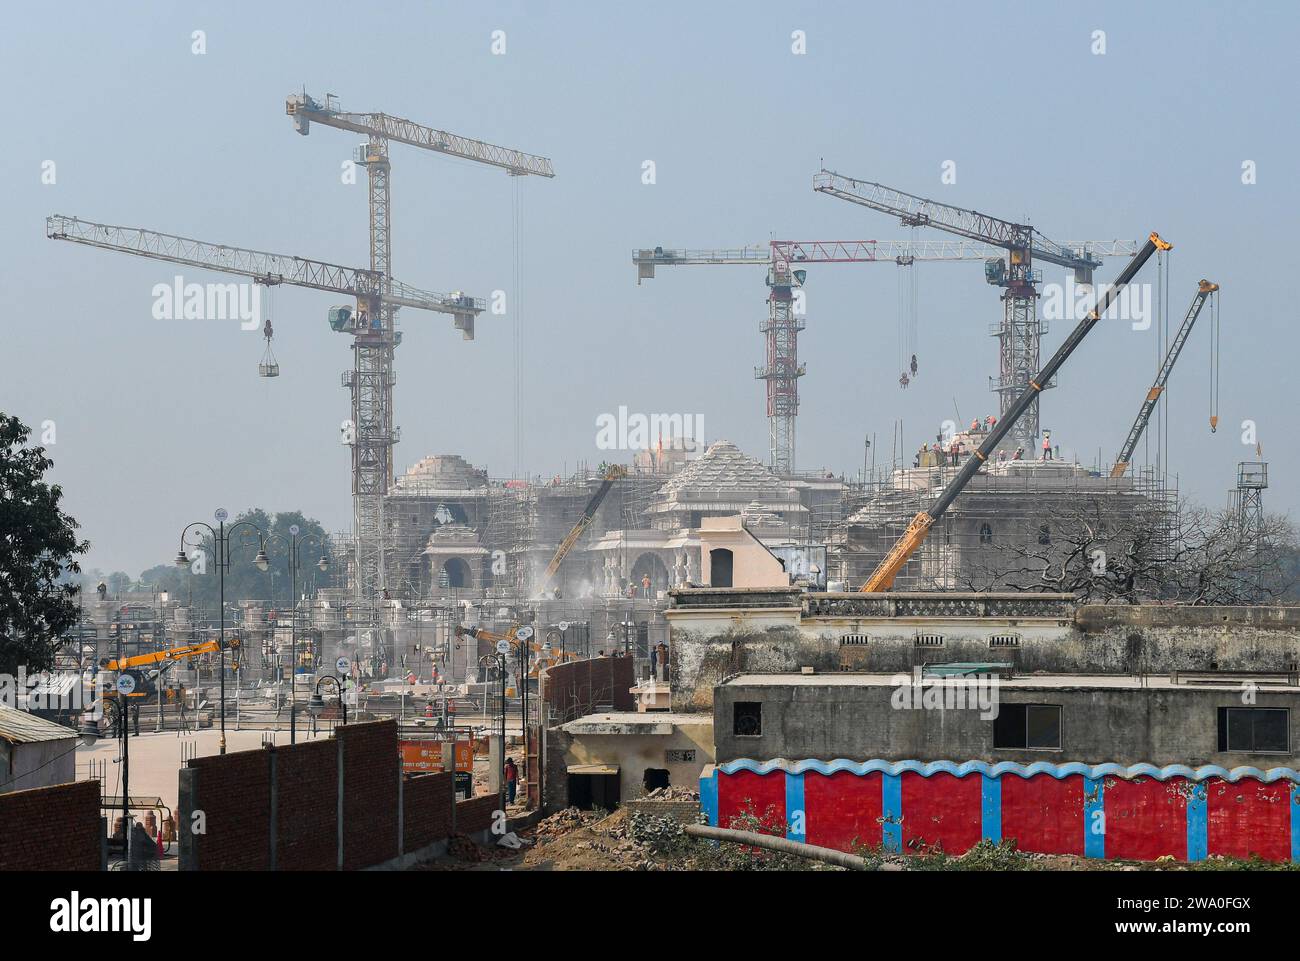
[910,353,918,376]
[1013,447,1024,460]
[970,418,981,433]
[899,372,910,389]
[1041,431,1052,461]
[641,573,652,598]
[503,756,518,805]
[986,415,996,431]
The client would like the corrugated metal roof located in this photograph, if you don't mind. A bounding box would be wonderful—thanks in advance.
[0,704,79,744]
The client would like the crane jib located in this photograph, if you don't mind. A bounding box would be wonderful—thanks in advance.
[927,234,1164,521]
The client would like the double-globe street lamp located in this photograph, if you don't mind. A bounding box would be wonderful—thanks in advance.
[253,525,329,745]
[173,508,264,755]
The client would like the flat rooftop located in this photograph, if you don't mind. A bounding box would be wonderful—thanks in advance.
[719,672,1300,694]
[562,712,711,735]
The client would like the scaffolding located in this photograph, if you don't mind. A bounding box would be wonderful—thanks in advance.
[836,459,1179,592]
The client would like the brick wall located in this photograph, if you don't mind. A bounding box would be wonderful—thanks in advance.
[543,655,635,723]
[189,749,272,871]
[180,720,476,870]
[275,738,337,871]
[403,773,454,851]
[0,780,102,871]
[456,794,500,836]
[340,722,399,869]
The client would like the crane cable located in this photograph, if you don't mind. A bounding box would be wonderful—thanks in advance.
[1208,287,1220,432]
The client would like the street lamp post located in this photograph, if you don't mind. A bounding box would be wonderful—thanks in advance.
[478,652,508,809]
[174,509,264,755]
[308,673,348,727]
[254,526,329,745]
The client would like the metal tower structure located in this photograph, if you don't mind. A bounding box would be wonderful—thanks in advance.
[814,169,1137,452]
[1232,461,1268,532]
[286,92,554,614]
[634,237,1134,472]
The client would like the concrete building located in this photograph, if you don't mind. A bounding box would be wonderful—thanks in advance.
[712,670,1300,769]
[544,711,713,812]
[665,586,1300,711]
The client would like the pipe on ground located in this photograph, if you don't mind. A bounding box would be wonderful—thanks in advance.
[684,823,894,871]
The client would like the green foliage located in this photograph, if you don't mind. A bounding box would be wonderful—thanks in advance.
[0,413,89,674]
[135,508,332,610]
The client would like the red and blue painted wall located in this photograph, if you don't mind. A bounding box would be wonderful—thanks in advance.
[699,760,1300,863]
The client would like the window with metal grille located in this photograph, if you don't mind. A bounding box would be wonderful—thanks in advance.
[914,633,944,647]
[994,704,1062,750]
[1218,707,1289,753]
[840,633,870,646]
[989,633,1020,648]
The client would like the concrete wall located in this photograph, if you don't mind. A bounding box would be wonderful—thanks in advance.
[2,737,77,794]
[666,590,1300,711]
[712,680,1300,769]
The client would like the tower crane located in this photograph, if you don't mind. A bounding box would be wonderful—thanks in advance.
[634,236,1137,473]
[1110,279,1220,478]
[814,169,1138,452]
[859,232,1171,592]
[285,92,555,633]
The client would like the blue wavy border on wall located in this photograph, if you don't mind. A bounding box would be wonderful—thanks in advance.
[716,759,1300,783]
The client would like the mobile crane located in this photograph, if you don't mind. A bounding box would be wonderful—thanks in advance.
[537,464,628,596]
[92,639,241,735]
[860,231,1172,592]
[1110,279,1220,478]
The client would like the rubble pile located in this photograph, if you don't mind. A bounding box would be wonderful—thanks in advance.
[532,806,605,845]
[641,786,699,802]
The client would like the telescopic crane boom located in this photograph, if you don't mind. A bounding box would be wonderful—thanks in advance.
[539,465,628,593]
[1110,279,1219,478]
[859,231,1172,592]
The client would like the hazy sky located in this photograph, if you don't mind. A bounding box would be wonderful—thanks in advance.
[2,1,1295,575]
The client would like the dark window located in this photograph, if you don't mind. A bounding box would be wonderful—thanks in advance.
[734,701,762,737]
[1218,707,1289,753]
[993,704,1061,749]
[710,548,734,588]
[1038,524,1051,545]
[979,523,993,545]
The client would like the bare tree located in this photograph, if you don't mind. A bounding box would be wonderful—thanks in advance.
[958,496,1297,605]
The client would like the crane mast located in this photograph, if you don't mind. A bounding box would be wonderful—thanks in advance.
[860,231,1172,592]
[1111,279,1220,478]
[815,169,1134,452]
[285,92,554,630]
[634,235,1135,472]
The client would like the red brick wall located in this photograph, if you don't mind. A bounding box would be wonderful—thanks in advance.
[543,655,635,722]
[340,721,400,869]
[456,794,500,836]
[180,720,487,869]
[0,780,102,871]
[189,749,272,871]
[403,773,454,851]
[275,738,338,871]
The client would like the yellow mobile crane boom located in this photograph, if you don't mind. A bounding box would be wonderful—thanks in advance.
[860,231,1172,592]
[1110,279,1220,477]
[537,465,628,594]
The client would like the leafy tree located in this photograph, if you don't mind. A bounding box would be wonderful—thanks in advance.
[0,413,89,674]
[150,508,332,611]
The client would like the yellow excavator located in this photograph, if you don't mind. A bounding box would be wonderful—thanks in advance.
[860,231,1172,592]
[454,623,579,678]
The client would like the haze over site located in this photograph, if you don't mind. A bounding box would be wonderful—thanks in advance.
[2,1,1294,575]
